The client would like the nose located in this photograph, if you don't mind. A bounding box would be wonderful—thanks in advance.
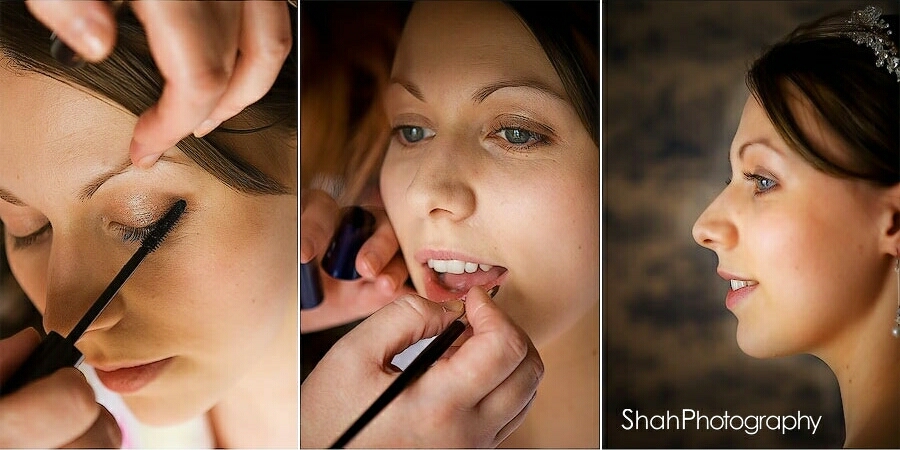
[405,135,477,222]
[692,188,737,252]
[42,232,121,337]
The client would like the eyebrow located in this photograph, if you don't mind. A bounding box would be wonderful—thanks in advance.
[389,77,567,104]
[736,138,785,160]
[0,158,133,207]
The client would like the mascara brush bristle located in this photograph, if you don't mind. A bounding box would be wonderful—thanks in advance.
[143,199,187,253]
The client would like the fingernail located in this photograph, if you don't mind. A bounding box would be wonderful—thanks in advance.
[70,15,107,61]
[321,206,377,280]
[442,299,465,313]
[193,119,219,138]
[300,237,314,263]
[136,153,158,169]
[362,251,382,276]
[487,285,500,298]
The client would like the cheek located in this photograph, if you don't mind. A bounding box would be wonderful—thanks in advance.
[6,251,47,314]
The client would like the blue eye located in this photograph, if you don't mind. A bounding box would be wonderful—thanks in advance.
[743,173,778,194]
[395,126,435,144]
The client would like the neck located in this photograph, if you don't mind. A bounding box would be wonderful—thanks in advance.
[208,299,299,448]
[814,297,900,448]
[501,301,600,448]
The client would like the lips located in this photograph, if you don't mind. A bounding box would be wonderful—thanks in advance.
[94,357,173,394]
[416,251,508,302]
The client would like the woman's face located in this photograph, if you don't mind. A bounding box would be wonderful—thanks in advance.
[380,1,600,347]
[692,93,888,358]
[0,68,297,425]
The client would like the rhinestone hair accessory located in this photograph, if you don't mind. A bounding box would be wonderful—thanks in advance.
[843,5,900,82]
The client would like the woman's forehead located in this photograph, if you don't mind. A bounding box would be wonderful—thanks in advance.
[392,2,562,95]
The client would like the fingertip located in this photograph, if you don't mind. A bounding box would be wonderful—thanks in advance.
[130,139,159,169]
[12,327,41,345]
[376,274,396,294]
[359,251,381,278]
[192,119,220,138]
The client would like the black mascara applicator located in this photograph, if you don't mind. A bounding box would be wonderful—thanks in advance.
[0,199,187,396]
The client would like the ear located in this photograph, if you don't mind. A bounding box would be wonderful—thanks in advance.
[878,183,900,256]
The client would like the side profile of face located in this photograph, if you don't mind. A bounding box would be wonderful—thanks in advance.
[692,92,890,358]
[0,67,297,425]
[380,1,600,347]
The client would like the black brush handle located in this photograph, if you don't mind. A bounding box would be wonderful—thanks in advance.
[330,319,467,448]
[0,331,83,396]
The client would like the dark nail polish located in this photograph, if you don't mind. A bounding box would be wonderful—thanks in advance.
[50,34,86,68]
[488,285,500,298]
[300,261,323,310]
[321,206,376,280]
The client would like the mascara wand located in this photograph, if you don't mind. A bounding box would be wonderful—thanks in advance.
[0,199,187,396]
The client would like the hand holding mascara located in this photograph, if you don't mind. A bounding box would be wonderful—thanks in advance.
[0,199,186,397]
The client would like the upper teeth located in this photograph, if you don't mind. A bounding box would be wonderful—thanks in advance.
[428,259,493,274]
[730,280,758,290]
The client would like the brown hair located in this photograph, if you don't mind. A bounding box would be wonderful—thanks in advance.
[0,1,297,195]
[747,9,899,186]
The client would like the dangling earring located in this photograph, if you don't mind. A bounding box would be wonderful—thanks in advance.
[893,259,900,338]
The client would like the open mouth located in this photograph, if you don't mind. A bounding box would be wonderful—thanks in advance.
[422,258,508,302]
[730,279,758,291]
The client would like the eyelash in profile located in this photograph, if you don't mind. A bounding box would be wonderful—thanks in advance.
[11,222,52,250]
[742,172,778,194]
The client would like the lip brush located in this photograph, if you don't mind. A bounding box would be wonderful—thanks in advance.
[330,285,500,448]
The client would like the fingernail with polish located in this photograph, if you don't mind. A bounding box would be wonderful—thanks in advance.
[321,207,376,280]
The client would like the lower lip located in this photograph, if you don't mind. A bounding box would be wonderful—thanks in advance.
[94,358,173,394]
[422,267,507,303]
[725,284,757,310]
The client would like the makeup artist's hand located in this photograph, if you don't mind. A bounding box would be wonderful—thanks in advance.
[301,188,412,333]
[0,328,121,449]
[24,0,293,168]
[300,287,544,448]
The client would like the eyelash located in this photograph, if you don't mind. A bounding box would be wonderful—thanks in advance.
[112,223,155,243]
[742,172,778,194]
[9,221,158,250]
[11,222,52,250]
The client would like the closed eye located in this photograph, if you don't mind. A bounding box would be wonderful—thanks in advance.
[9,222,52,249]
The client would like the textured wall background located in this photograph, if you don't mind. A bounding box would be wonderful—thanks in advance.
[602,0,898,447]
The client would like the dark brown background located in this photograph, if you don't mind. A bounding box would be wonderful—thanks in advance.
[603,0,899,447]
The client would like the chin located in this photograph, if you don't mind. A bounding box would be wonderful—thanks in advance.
[122,388,218,427]
[734,324,786,359]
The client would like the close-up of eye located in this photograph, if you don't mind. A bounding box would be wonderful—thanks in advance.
[743,172,778,194]
[394,125,435,145]
[9,222,51,250]
[494,127,547,148]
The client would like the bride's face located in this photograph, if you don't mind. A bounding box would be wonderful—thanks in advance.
[0,67,297,425]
